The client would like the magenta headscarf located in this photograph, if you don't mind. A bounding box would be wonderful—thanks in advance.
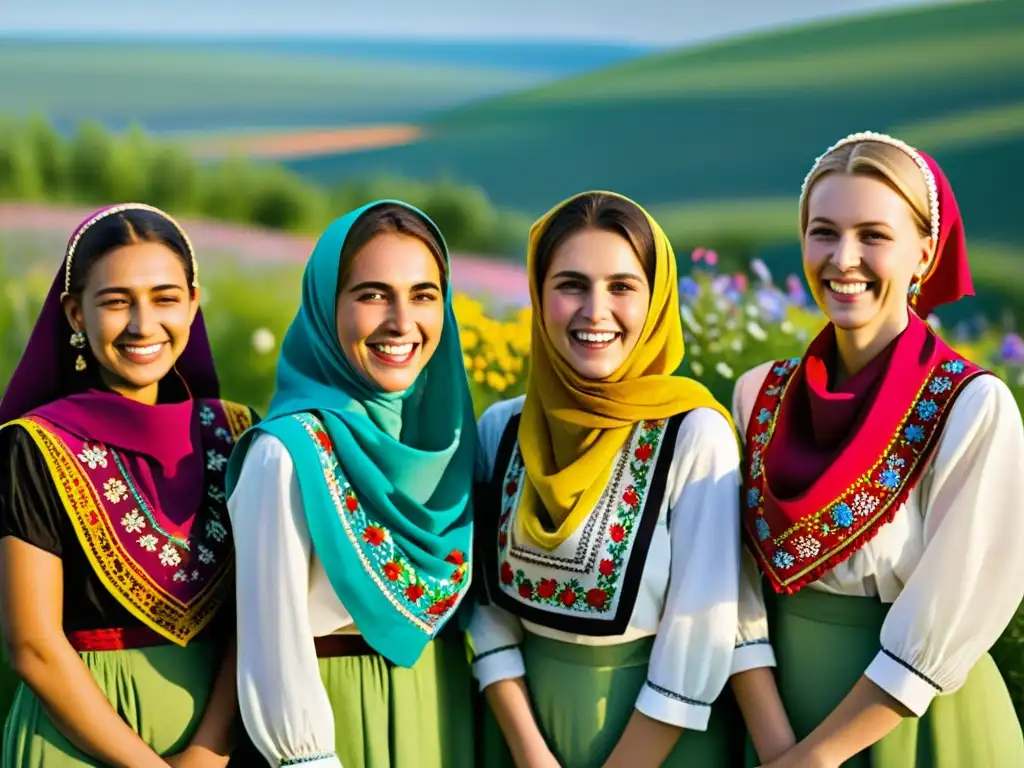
[0,204,221,526]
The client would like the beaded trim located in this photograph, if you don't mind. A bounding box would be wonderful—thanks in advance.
[800,131,940,275]
[64,203,198,293]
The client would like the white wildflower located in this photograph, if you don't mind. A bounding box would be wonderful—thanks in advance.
[251,327,276,355]
[746,321,768,342]
[715,361,734,379]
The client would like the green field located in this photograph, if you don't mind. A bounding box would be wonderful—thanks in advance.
[283,1,1024,318]
[0,41,544,132]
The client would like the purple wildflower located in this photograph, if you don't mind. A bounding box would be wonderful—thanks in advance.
[1000,333,1024,365]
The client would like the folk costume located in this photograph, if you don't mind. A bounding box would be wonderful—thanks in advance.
[225,201,476,768]
[0,204,255,765]
[735,133,1024,766]
[468,191,748,768]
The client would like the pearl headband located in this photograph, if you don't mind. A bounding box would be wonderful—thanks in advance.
[800,130,940,245]
[63,203,198,294]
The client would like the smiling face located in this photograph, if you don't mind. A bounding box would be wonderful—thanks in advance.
[335,231,445,392]
[540,228,651,380]
[803,172,932,342]
[62,240,198,404]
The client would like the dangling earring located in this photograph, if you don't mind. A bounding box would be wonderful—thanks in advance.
[70,330,87,372]
[907,275,921,309]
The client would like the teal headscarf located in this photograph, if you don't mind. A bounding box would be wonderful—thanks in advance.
[226,200,475,668]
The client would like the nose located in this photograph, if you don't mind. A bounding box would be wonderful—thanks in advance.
[127,299,158,337]
[384,297,417,336]
[581,287,611,323]
[831,233,862,272]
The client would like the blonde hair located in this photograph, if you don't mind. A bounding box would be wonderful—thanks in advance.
[799,140,932,239]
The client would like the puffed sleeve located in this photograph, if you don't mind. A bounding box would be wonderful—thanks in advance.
[730,364,777,673]
[864,375,1024,716]
[634,407,742,730]
[467,397,527,690]
[228,433,342,768]
[0,425,64,556]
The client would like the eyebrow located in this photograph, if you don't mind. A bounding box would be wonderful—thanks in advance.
[348,280,442,293]
[551,270,645,282]
[809,217,892,228]
[93,284,185,297]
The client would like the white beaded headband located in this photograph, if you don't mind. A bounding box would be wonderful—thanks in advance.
[63,202,198,294]
[800,130,940,244]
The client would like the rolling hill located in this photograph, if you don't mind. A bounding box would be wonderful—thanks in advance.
[280,1,1024,319]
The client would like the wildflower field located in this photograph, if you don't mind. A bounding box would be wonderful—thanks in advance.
[1,239,1023,719]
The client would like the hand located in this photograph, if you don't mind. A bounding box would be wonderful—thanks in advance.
[517,744,561,768]
[164,745,230,768]
[760,743,837,768]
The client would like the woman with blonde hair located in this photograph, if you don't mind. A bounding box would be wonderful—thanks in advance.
[468,191,769,768]
[734,132,1024,766]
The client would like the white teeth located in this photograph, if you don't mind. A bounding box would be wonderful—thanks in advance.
[828,281,869,295]
[372,343,414,356]
[123,344,162,355]
[572,331,617,343]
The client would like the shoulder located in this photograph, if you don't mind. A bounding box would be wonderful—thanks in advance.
[672,407,740,464]
[946,372,1020,434]
[478,395,525,443]
[198,397,260,429]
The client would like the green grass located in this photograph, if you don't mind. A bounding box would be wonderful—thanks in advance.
[0,42,543,131]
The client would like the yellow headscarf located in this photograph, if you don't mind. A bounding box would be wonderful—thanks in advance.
[517,191,734,550]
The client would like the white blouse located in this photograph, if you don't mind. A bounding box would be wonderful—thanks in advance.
[228,433,358,768]
[733,361,1024,717]
[467,395,769,732]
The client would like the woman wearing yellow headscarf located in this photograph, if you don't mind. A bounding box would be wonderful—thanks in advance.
[468,191,761,768]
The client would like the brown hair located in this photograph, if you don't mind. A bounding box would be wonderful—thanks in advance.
[336,203,448,295]
[801,141,931,238]
[533,192,657,289]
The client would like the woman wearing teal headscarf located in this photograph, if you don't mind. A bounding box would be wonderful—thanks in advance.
[225,201,476,768]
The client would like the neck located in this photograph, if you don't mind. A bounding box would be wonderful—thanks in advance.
[99,371,159,406]
[833,309,910,385]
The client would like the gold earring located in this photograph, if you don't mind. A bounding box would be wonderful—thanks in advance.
[70,331,87,372]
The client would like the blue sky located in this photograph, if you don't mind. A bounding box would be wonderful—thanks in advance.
[1,0,949,46]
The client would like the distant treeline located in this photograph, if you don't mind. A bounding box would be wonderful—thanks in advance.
[0,113,532,255]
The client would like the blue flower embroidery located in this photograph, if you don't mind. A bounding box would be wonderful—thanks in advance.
[757,408,772,424]
[879,469,900,489]
[747,488,761,508]
[928,376,952,395]
[755,517,771,541]
[916,400,939,421]
[942,360,965,375]
[772,365,790,377]
[754,432,770,446]
[831,503,854,528]
[903,424,925,444]
[773,550,794,570]
[750,450,763,477]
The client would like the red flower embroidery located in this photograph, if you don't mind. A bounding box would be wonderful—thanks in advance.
[537,578,558,599]
[634,443,653,462]
[345,494,358,513]
[599,558,614,576]
[505,479,518,496]
[362,525,385,546]
[586,588,607,609]
[610,524,626,542]
[383,561,403,581]
[452,569,464,584]
[559,588,577,607]
[427,596,456,615]
[518,580,534,599]
[622,486,639,507]
[315,430,333,453]
[498,531,508,548]
[445,550,465,566]
[500,562,514,585]
[405,584,424,602]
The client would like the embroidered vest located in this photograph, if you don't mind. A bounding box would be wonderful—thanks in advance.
[10,398,252,646]
[743,354,987,593]
[478,411,685,636]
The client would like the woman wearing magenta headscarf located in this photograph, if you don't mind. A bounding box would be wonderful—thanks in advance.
[733,133,1024,766]
[225,201,475,768]
[0,204,257,767]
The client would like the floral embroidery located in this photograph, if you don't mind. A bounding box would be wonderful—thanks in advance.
[197,544,215,565]
[159,543,182,568]
[199,405,215,427]
[78,444,108,469]
[295,414,470,635]
[103,478,128,504]
[214,427,234,444]
[205,519,227,542]
[173,569,188,582]
[499,419,666,615]
[138,534,159,551]
[120,509,146,534]
[206,450,227,472]
[743,354,981,592]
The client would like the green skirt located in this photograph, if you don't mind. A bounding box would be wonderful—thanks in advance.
[482,632,743,768]
[3,641,219,767]
[320,635,475,768]
[755,588,1024,767]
